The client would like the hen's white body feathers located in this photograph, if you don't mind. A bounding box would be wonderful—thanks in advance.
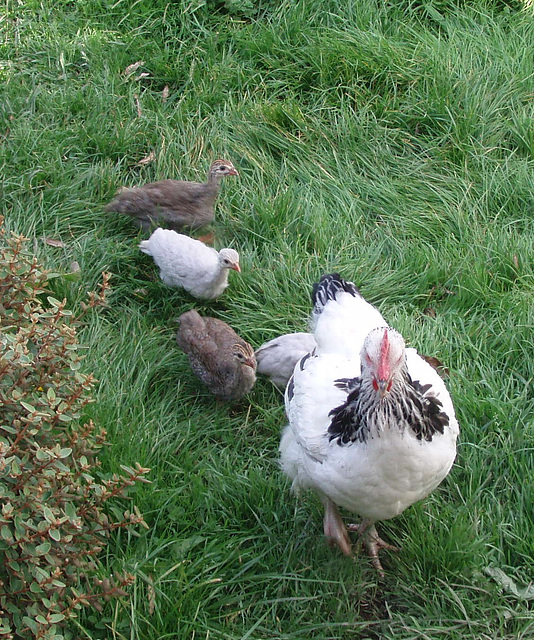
[281,277,458,527]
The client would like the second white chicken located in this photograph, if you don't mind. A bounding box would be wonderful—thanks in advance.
[139,228,240,300]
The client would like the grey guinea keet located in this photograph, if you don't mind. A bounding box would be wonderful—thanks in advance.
[105,159,238,231]
[255,332,317,389]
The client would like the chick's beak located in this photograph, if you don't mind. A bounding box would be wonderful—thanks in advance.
[231,263,241,273]
[228,168,239,176]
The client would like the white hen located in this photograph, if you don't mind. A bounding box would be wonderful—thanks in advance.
[280,273,459,575]
[139,228,240,300]
[255,332,317,389]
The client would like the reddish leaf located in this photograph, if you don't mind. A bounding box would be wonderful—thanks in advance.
[43,237,65,248]
[421,354,450,378]
[196,231,215,245]
[137,151,156,166]
[134,94,142,117]
[123,60,145,77]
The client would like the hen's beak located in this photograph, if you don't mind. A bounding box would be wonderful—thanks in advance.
[231,263,241,273]
[377,379,390,398]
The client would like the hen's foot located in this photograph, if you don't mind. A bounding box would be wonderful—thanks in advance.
[348,520,399,577]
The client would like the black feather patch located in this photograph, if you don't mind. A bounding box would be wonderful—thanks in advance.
[328,379,368,445]
[312,273,360,313]
[299,352,312,371]
[327,375,450,446]
[334,377,360,393]
[286,376,295,402]
[406,377,449,441]
[287,353,315,403]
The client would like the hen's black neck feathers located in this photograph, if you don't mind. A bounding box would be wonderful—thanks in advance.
[328,370,449,445]
[312,273,361,314]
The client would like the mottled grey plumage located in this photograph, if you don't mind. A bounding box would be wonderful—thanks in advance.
[176,309,256,401]
[105,159,238,231]
[255,332,317,389]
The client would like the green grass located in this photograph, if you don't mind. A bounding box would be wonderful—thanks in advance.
[2,0,534,637]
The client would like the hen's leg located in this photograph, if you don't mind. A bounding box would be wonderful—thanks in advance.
[323,498,352,556]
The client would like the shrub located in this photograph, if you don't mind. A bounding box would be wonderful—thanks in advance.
[0,220,149,639]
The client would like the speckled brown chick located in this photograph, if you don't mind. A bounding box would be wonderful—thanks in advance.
[176,309,256,401]
[105,159,238,231]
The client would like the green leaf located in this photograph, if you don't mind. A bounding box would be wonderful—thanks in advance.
[51,579,66,588]
[30,581,43,593]
[0,423,17,434]
[49,528,61,542]
[58,447,72,458]
[35,567,50,581]
[13,515,25,535]
[42,506,55,523]
[172,535,206,559]
[49,613,65,623]
[1,526,13,541]
[46,296,63,308]
[22,617,38,632]
[10,459,21,475]
[61,271,82,282]
[47,387,56,401]
[64,502,77,519]
[36,541,51,555]
[20,401,36,413]
[120,465,135,475]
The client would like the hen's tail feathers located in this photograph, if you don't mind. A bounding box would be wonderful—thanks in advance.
[312,273,360,315]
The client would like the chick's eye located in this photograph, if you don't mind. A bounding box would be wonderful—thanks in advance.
[219,165,228,171]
